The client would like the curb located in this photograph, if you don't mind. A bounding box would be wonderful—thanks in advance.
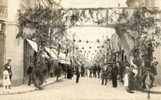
[0,77,64,95]
[0,89,36,95]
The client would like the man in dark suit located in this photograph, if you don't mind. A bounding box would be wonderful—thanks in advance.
[75,66,80,83]
[27,65,33,86]
[111,63,118,88]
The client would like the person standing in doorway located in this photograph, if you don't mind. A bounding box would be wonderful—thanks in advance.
[27,65,33,86]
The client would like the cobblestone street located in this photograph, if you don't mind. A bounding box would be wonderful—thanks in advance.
[0,77,161,100]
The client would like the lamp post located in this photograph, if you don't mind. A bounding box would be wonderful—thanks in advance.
[72,33,76,69]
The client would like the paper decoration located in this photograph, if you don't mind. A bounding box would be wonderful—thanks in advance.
[96,39,100,43]
[78,40,82,42]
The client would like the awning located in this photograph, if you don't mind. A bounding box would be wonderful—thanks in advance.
[58,52,66,60]
[42,51,49,58]
[45,47,57,59]
[59,59,70,65]
[51,48,58,54]
[26,39,38,52]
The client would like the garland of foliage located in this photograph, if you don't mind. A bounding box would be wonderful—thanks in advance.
[17,7,69,50]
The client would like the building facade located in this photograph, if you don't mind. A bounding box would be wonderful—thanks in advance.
[0,0,8,85]
[0,0,24,86]
[0,0,37,86]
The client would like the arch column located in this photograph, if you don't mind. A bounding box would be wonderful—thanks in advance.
[0,20,6,80]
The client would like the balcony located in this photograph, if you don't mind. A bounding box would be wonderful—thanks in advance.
[0,5,7,20]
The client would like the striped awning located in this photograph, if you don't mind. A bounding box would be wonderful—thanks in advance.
[45,47,57,59]
[26,39,38,52]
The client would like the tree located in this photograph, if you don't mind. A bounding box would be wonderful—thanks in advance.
[115,7,161,89]
[115,7,161,60]
[17,7,67,49]
[17,1,68,88]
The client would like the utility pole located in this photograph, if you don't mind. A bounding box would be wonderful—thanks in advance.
[72,33,76,69]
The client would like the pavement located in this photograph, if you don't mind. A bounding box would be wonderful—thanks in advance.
[0,77,161,100]
[0,77,62,95]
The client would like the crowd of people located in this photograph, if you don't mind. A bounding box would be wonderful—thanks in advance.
[83,59,158,93]
[87,63,120,88]
[2,48,158,93]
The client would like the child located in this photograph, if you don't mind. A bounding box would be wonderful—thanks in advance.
[124,67,129,90]
[3,69,11,90]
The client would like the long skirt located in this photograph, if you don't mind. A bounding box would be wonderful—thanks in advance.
[124,73,129,87]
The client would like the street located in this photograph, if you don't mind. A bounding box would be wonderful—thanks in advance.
[0,77,161,100]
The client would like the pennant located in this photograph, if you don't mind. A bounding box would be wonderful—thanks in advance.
[81,10,86,19]
[79,10,84,22]
[86,40,89,43]
[89,9,94,19]
[78,40,82,42]
[93,10,98,22]
[96,39,100,43]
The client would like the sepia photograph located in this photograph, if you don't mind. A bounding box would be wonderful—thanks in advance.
[0,0,161,100]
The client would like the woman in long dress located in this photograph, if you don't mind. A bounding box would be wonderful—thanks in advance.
[124,66,131,92]
[124,67,129,88]
[3,69,11,89]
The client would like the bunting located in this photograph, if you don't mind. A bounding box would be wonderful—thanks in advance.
[86,40,89,43]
